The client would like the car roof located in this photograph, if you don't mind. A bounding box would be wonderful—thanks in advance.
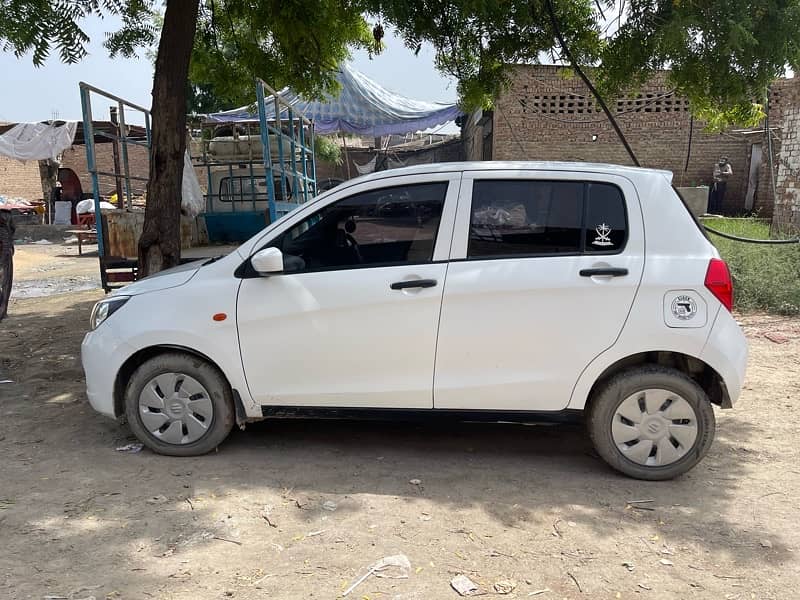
[345,160,674,183]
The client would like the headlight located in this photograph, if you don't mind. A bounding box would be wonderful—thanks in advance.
[90,296,130,330]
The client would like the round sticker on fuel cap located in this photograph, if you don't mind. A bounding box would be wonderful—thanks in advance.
[663,290,707,328]
[671,295,697,320]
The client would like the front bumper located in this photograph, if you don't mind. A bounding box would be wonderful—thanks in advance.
[81,324,136,419]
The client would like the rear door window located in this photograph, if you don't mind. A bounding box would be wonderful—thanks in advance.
[468,180,584,258]
[467,179,627,258]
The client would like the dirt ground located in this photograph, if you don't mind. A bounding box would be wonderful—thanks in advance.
[1,245,799,600]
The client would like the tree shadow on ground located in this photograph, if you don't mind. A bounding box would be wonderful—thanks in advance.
[0,296,788,599]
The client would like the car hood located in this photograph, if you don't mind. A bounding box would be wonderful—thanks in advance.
[115,260,204,296]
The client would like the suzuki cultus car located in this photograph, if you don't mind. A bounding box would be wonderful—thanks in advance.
[82,162,747,480]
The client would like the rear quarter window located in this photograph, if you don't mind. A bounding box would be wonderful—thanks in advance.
[584,182,628,253]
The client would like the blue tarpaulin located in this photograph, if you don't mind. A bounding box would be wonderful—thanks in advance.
[205,64,462,136]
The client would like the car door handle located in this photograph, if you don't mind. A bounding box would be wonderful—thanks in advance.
[579,267,629,277]
[390,279,438,290]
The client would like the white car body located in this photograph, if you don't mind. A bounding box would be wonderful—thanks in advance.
[82,162,747,463]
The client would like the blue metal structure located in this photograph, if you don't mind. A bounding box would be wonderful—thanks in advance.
[256,77,318,222]
[79,82,151,291]
[79,77,318,285]
[191,79,317,243]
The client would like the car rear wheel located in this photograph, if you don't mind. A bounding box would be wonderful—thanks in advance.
[124,353,235,456]
[587,366,715,480]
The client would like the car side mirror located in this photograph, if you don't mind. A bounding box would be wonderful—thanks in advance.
[251,247,285,275]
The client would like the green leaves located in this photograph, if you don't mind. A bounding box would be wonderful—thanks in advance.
[313,134,342,164]
[189,0,373,109]
[0,0,155,66]
[371,0,800,125]
[374,0,601,111]
[596,0,800,127]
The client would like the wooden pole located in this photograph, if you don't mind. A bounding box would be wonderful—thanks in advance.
[109,107,125,208]
[341,133,352,179]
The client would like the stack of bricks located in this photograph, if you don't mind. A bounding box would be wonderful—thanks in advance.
[488,65,763,216]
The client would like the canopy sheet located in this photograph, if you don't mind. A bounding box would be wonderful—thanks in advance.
[206,64,462,136]
[0,121,77,161]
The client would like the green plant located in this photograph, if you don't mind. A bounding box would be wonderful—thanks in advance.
[314,135,342,165]
[703,218,800,315]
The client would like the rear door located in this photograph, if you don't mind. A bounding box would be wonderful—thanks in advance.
[434,170,644,411]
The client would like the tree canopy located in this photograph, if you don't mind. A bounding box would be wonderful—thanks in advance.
[3,0,799,126]
[188,0,800,128]
[374,0,800,127]
[0,1,157,65]
[594,0,800,127]
[2,0,800,274]
[189,0,373,109]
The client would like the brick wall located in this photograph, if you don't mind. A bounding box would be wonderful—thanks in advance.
[0,156,43,201]
[491,65,760,215]
[775,104,800,230]
[767,78,800,232]
[60,142,150,199]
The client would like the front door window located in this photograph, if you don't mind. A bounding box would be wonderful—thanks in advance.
[267,182,447,272]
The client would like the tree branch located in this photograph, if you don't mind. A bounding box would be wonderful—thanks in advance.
[542,0,640,166]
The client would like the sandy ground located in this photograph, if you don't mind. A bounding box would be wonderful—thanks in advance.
[1,245,799,600]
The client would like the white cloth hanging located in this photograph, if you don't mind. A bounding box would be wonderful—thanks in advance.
[181,151,204,217]
[354,155,377,175]
[0,121,78,161]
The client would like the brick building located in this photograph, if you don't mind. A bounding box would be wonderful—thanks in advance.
[0,125,150,209]
[463,65,790,218]
[0,155,42,201]
[59,142,149,199]
[767,77,800,231]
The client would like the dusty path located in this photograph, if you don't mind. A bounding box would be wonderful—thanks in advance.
[1,246,799,599]
[10,242,100,299]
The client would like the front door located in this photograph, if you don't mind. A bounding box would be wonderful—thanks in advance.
[236,173,460,408]
[434,171,645,411]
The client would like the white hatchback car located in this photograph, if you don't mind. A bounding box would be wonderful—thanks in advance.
[82,162,747,480]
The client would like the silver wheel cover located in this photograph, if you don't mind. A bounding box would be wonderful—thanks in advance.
[611,388,699,467]
[138,372,214,445]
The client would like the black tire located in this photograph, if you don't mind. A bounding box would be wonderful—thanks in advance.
[124,352,235,456]
[587,365,715,480]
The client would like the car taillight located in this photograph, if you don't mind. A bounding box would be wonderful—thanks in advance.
[705,258,733,312]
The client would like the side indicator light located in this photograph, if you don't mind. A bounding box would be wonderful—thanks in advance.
[213,313,227,322]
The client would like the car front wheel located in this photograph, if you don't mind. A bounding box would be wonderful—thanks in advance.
[124,352,235,456]
[587,365,715,480]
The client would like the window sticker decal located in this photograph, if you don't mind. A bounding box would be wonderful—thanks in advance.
[592,223,614,247]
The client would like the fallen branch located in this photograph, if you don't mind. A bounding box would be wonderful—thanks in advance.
[567,571,583,593]
[213,536,242,546]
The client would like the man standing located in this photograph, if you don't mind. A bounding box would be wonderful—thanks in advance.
[709,156,733,214]
[0,208,14,320]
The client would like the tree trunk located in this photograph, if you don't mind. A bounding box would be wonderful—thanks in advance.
[138,0,200,276]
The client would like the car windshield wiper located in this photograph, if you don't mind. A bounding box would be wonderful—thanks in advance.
[202,255,224,266]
